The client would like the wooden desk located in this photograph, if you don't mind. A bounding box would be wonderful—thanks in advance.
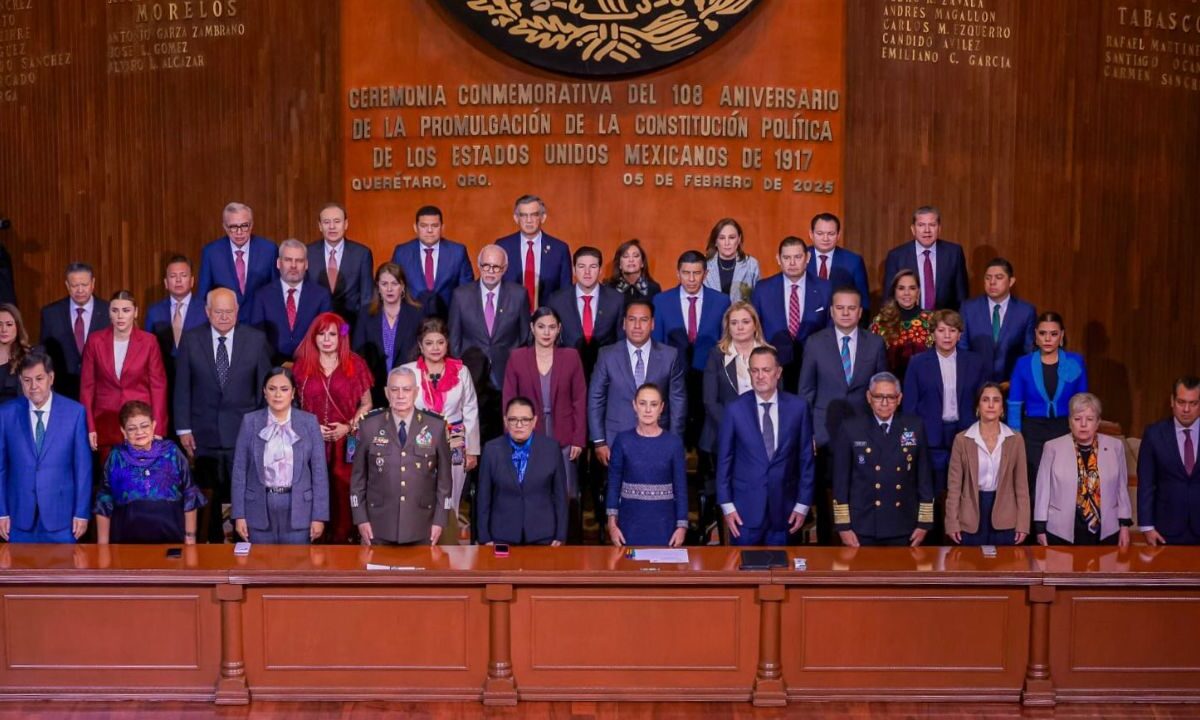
[0,544,1197,706]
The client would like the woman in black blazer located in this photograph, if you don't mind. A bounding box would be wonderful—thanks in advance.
[353,262,423,408]
[700,301,770,543]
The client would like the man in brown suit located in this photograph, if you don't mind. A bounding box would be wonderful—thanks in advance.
[351,366,451,545]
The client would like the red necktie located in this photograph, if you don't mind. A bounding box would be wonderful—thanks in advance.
[73,307,85,354]
[787,284,800,338]
[524,240,537,309]
[286,288,297,331]
[819,254,829,280]
[1185,428,1196,475]
[687,296,698,344]
[581,295,594,343]
[235,249,247,295]
[424,248,435,292]
[922,249,935,310]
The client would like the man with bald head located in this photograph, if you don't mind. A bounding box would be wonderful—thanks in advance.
[175,287,273,542]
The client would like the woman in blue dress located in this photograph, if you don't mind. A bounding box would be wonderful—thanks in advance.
[605,383,689,547]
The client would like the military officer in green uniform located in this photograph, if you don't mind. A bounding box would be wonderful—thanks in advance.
[351,366,451,545]
[831,371,934,547]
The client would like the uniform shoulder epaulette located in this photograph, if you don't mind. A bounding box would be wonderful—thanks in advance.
[416,409,445,422]
[360,408,387,421]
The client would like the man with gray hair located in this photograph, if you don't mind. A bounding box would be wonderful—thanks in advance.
[248,238,332,364]
[449,243,532,393]
[198,201,278,323]
[351,366,452,546]
[496,194,572,309]
[830,371,934,547]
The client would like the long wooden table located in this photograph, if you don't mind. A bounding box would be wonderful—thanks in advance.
[0,544,1197,706]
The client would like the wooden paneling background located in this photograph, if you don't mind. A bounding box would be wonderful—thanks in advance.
[846,0,1200,432]
[0,0,340,327]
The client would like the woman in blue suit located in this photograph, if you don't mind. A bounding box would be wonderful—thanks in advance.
[1007,311,1088,493]
[232,367,329,544]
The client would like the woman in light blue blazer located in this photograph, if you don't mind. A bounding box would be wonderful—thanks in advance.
[703,218,760,303]
[232,367,330,544]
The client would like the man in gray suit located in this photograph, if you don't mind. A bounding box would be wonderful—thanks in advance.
[449,243,531,395]
[798,286,888,543]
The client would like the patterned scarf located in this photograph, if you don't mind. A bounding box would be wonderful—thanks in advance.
[614,276,651,298]
[417,355,463,415]
[1075,443,1102,535]
[508,435,532,485]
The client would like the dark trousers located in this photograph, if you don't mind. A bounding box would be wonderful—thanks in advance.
[195,447,234,543]
[859,534,910,547]
[957,491,1018,546]
[814,447,835,545]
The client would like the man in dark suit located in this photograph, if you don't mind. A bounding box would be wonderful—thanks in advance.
[0,350,92,543]
[39,262,111,399]
[175,287,272,542]
[391,205,474,317]
[546,246,624,378]
[798,286,888,543]
[902,309,987,538]
[1138,377,1200,546]
[308,202,374,337]
[958,257,1036,382]
[807,212,871,312]
[249,239,333,364]
[145,255,208,436]
[751,236,831,390]
[449,244,531,394]
[497,194,572,310]
[197,202,278,324]
[883,205,969,311]
[477,396,568,545]
[832,371,934,547]
[716,347,814,546]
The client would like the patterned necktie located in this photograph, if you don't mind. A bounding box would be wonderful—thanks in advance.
[397,419,407,446]
[74,307,86,354]
[840,335,852,383]
[581,295,594,342]
[484,291,496,335]
[788,284,801,338]
[34,409,45,453]
[922,249,935,310]
[1184,428,1196,475]
[819,255,829,280]
[216,335,230,388]
[991,303,1002,342]
[634,348,645,387]
[424,248,435,292]
[761,402,775,459]
[687,296,698,344]
[235,249,247,295]
[172,301,184,347]
[524,240,537,309]
[286,288,297,331]
[327,249,339,291]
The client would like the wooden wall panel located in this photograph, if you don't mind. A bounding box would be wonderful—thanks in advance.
[0,0,340,332]
[846,0,1200,432]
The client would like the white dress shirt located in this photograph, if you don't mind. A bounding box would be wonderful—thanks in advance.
[835,327,858,378]
[113,338,130,380]
[914,240,937,309]
[418,241,441,284]
[814,250,834,277]
[479,280,503,311]
[626,339,651,377]
[575,284,597,323]
[721,390,810,517]
[229,238,251,268]
[724,349,753,394]
[28,393,52,441]
[520,232,542,278]
[70,297,96,343]
[937,349,958,422]
[281,279,304,307]
[172,293,192,323]
[989,295,1011,328]
[324,240,344,271]
[211,326,236,362]
[782,274,807,323]
[964,421,1015,492]
[679,288,704,335]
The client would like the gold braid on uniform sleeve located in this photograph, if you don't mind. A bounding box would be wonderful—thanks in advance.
[833,499,850,525]
[918,502,934,524]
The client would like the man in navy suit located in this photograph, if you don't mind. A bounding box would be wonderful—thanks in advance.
[546,246,624,379]
[197,202,278,323]
[716,347,814,546]
[497,194,572,311]
[0,350,92,543]
[145,255,208,356]
[883,205,969,311]
[39,262,111,400]
[175,288,272,542]
[391,205,474,317]
[308,203,375,338]
[1139,377,1200,545]
[958,258,1036,382]
[249,239,333,364]
[807,212,870,312]
[902,310,987,538]
[751,236,831,390]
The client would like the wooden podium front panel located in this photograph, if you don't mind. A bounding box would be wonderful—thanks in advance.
[241,586,489,700]
[779,586,1029,701]
[0,585,220,700]
[508,586,759,701]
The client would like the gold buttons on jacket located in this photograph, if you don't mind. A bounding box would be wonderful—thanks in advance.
[896,484,902,490]
[875,500,881,507]
[875,483,881,489]
[875,465,881,471]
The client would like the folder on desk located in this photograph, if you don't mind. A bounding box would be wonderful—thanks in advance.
[738,550,788,570]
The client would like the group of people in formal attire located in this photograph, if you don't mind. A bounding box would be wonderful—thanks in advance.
[0,198,1196,551]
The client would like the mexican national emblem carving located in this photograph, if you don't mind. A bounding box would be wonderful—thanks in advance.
[440,0,761,76]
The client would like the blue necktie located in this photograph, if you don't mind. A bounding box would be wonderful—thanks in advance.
[840,336,852,383]
[397,420,407,446]
[34,410,45,453]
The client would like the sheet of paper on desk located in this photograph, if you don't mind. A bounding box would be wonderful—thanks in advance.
[631,549,689,563]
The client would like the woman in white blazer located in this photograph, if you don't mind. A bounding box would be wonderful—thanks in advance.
[702,218,761,303]
[1034,392,1131,547]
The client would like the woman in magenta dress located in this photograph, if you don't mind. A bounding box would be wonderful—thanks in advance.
[292,312,373,543]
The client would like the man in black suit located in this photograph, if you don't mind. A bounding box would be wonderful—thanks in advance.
[39,262,111,400]
[307,202,375,337]
[449,244,532,395]
[882,205,969,311]
[546,246,624,379]
[476,396,568,545]
[175,287,272,542]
